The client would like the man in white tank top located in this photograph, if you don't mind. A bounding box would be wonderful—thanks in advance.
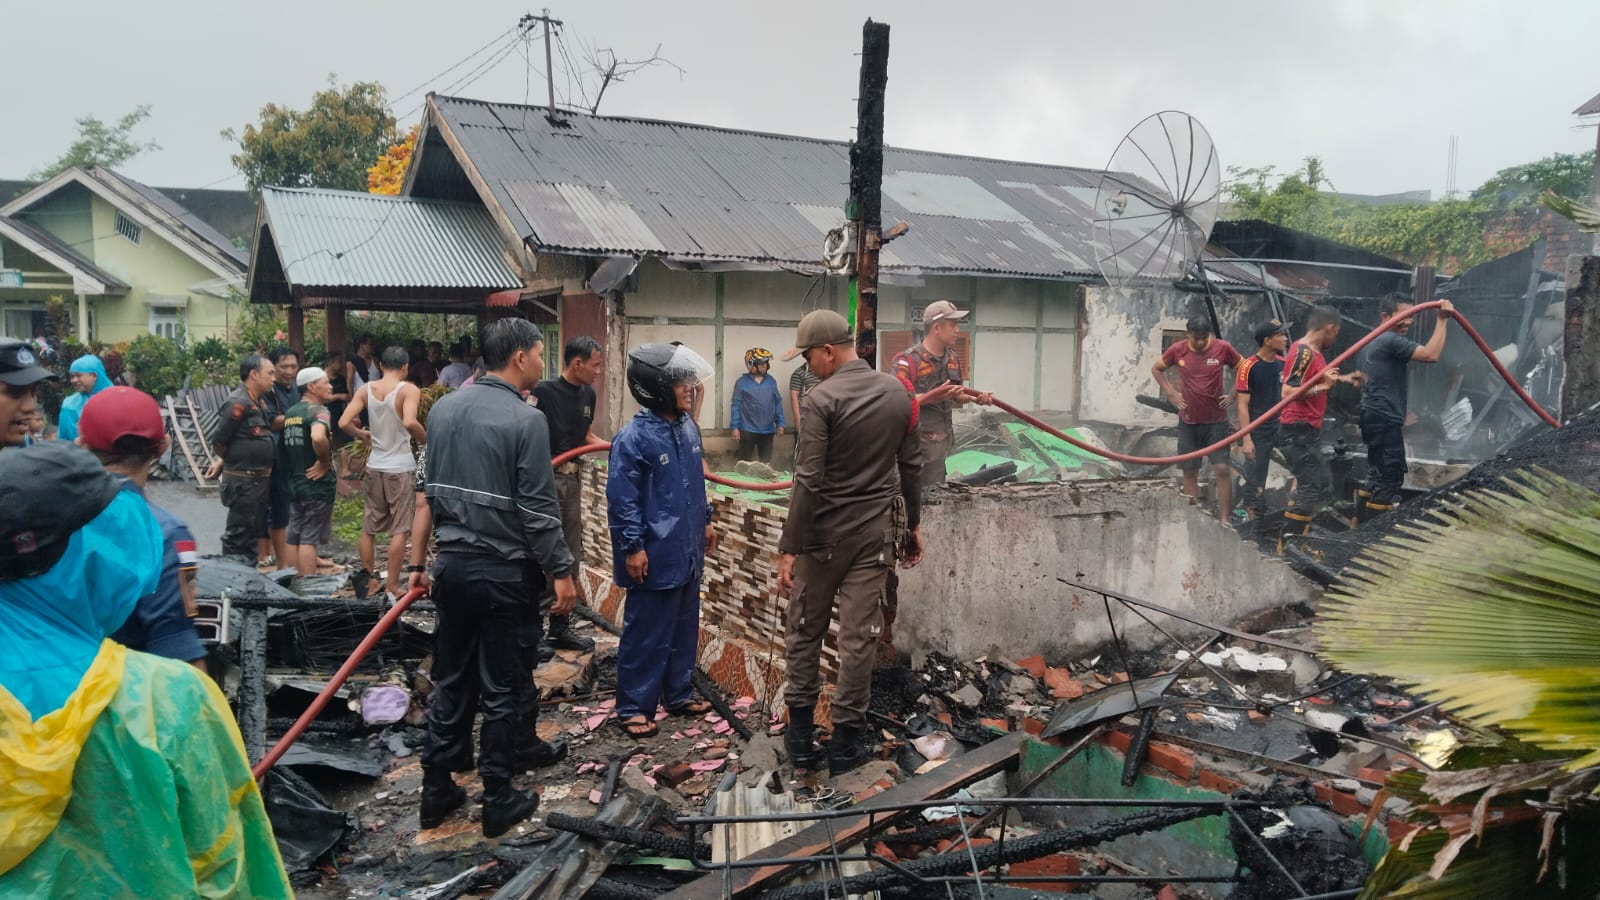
[339,346,425,599]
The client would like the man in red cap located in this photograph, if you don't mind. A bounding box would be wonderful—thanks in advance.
[76,386,207,668]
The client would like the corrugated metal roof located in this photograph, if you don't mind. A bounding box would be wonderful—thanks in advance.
[258,187,521,290]
[426,94,1242,281]
[1576,91,1600,117]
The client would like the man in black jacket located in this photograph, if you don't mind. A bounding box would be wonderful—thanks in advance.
[411,319,577,838]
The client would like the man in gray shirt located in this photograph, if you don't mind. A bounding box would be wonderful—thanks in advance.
[412,319,576,839]
[1356,293,1453,523]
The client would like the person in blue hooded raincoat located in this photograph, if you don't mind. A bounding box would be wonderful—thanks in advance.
[606,343,719,739]
[0,442,291,899]
[54,354,112,442]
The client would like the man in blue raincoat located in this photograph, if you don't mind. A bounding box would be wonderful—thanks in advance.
[607,343,719,739]
[0,442,291,898]
[54,354,111,441]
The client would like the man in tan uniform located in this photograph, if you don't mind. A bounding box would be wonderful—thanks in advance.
[776,310,924,778]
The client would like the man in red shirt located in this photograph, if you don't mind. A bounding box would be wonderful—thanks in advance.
[1152,317,1242,520]
[1276,305,1362,551]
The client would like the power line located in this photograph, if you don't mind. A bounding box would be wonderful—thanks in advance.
[554,29,592,111]
[389,26,519,109]
[398,34,525,122]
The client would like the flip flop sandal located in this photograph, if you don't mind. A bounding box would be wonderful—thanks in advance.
[617,716,659,739]
[665,699,713,717]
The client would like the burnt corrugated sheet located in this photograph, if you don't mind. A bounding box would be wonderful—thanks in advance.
[1575,90,1600,117]
[429,94,1242,281]
[259,187,520,290]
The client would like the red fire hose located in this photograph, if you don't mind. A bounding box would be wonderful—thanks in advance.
[565,300,1558,480]
[252,302,1558,777]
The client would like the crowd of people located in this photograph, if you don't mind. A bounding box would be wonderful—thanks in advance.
[1155,294,1455,547]
[0,288,1457,883]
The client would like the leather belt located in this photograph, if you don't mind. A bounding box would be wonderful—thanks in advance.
[223,467,270,478]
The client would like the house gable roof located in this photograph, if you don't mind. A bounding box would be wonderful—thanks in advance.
[0,167,247,279]
[0,214,130,294]
[410,93,1252,283]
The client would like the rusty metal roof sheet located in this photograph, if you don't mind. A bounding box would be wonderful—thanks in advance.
[255,187,521,291]
[427,94,1245,281]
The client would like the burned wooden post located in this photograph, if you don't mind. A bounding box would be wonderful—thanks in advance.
[1561,254,1600,421]
[849,19,890,368]
[238,607,270,763]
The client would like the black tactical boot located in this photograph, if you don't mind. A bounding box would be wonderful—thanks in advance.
[785,705,821,774]
[827,721,870,776]
[516,736,570,773]
[537,640,556,665]
[547,614,596,652]
[482,778,539,838]
[419,766,467,829]
[1278,510,1314,556]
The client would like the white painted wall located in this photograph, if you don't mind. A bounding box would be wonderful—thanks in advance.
[615,260,1085,430]
[895,480,1318,661]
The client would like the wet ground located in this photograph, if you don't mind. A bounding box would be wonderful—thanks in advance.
[146,479,228,555]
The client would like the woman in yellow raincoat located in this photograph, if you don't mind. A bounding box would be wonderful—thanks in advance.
[0,442,292,898]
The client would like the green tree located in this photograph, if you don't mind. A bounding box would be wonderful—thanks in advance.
[31,105,160,179]
[1472,150,1596,209]
[224,77,397,193]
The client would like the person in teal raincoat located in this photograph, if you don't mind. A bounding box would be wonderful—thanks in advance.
[54,354,112,442]
[0,442,292,899]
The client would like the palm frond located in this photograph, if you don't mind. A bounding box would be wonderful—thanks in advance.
[1541,189,1600,232]
[1316,470,1600,770]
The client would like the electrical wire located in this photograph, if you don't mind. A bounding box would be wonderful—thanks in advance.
[389,26,519,109]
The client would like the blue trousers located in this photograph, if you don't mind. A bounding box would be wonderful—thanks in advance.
[616,581,701,719]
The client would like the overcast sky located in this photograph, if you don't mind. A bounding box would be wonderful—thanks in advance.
[4,0,1597,200]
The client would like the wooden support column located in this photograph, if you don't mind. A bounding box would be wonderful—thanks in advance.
[325,305,346,358]
[287,305,305,357]
[75,293,88,343]
[1562,255,1600,421]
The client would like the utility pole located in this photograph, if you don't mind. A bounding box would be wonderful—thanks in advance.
[848,19,890,368]
[523,9,563,116]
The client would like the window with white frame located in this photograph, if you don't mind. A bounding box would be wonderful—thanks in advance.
[148,305,184,339]
[115,212,142,245]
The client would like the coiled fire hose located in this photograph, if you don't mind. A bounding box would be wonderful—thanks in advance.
[253,300,1556,777]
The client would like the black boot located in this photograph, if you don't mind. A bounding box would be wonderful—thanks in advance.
[1278,510,1314,556]
[1350,489,1372,528]
[827,721,870,776]
[785,705,820,774]
[537,640,556,665]
[482,778,539,838]
[419,766,467,829]
[517,736,569,773]
[547,614,595,652]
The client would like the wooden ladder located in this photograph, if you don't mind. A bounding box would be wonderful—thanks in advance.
[166,394,219,490]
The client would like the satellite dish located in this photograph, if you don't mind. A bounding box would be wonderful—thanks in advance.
[1092,111,1221,290]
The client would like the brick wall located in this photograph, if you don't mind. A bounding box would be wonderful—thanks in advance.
[575,462,844,721]
[1483,207,1592,271]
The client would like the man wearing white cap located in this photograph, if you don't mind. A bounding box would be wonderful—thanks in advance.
[282,366,338,576]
